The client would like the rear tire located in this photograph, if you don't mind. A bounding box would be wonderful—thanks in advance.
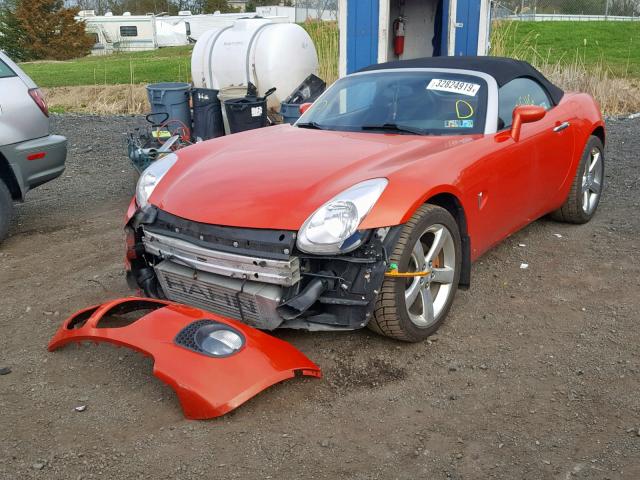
[0,180,13,244]
[551,135,604,224]
[370,204,461,342]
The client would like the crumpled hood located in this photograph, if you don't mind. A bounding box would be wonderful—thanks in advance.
[149,124,465,230]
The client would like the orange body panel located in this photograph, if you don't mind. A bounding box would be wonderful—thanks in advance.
[130,92,603,262]
[48,298,321,420]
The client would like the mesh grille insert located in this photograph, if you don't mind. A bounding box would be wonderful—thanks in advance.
[175,319,215,354]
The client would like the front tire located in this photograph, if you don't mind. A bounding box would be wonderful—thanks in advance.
[551,135,604,224]
[0,180,13,244]
[370,204,461,342]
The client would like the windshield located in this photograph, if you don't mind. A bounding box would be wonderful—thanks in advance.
[297,71,488,135]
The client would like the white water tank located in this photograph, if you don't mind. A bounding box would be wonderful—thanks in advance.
[191,18,318,109]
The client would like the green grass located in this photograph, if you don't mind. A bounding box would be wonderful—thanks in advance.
[19,21,640,88]
[20,24,339,89]
[20,46,193,87]
[492,21,640,77]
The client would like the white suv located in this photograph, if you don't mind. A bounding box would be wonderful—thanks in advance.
[0,50,67,243]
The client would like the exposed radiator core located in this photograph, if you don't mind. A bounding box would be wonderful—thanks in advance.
[155,260,284,330]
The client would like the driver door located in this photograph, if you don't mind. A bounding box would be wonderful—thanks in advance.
[497,78,575,220]
[465,78,551,254]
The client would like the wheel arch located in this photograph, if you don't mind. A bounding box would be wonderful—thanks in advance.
[592,125,605,146]
[0,152,22,200]
[422,191,471,289]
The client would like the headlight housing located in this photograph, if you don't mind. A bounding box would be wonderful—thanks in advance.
[135,153,178,207]
[296,178,388,254]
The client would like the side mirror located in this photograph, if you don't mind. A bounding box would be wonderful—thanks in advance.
[299,102,313,115]
[510,105,546,142]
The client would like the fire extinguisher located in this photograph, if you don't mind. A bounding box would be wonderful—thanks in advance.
[393,16,406,56]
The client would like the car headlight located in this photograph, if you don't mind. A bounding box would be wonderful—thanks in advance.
[296,178,388,254]
[194,322,245,357]
[135,153,178,207]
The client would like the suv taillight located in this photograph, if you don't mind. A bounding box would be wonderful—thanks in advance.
[28,88,49,117]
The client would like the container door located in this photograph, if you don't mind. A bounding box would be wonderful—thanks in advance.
[346,0,379,74]
[454,0,481,56]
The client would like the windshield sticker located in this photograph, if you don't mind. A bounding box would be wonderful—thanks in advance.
[455,100,475,119]
[445,120,474,129]
[427,79,480,97]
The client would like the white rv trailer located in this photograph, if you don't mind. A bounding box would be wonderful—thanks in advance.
[77,10,289,54]
[256,6,338,22]
[160,12,289,42]
[78,11,158,54]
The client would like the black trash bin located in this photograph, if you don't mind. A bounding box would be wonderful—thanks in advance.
[223,96,268,134]
[283,74,326,105]
[192,88,225,141]
[280,74,327,125]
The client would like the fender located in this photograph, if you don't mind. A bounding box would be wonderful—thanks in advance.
[384,185,473,289]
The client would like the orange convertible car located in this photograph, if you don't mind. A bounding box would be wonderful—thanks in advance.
[125,56,605,342]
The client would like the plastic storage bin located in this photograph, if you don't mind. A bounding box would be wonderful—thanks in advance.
[218,86,251,135]
[223,96,268,134]
[146,82,191,134]
[279,102,302,125]
[283,74,326,104]
[192,88,225,141]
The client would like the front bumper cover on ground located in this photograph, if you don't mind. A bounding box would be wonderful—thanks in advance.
[48,298,321,420]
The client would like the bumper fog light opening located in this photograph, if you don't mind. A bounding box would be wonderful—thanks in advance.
[194,323,245,358]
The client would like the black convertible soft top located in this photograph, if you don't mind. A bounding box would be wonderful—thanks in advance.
[358,56,564,105]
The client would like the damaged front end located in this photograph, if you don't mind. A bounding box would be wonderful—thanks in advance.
[125,205,400,331]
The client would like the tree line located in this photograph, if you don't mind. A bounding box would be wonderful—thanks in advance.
[0,0,94,61]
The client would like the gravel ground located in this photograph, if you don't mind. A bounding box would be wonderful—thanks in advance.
[1,114,639,479]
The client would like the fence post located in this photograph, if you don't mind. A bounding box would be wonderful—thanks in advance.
[605,0,610,19]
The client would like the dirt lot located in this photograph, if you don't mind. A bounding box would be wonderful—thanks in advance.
[1,114,639,479]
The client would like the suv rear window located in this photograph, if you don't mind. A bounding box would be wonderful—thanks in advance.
[0,58,16,79]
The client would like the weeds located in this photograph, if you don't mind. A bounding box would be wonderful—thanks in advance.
[43,84,147,115]
[303,20,339,85]
[491,20,640,115]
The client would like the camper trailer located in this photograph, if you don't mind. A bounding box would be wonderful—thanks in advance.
[77,10,189,54]
[78,11,159,54]
[255,5,338,22]
[77,10,289,54]
[160,12,288,42]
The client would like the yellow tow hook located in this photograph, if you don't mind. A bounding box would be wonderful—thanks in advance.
[384,263,431,278]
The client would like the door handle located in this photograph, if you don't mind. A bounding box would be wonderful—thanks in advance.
[553,121,570,132]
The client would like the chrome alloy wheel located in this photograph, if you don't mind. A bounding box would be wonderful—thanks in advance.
[582,147,603,215]
[404,224,456,328]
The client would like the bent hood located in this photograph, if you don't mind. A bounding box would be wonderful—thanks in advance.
[150,125,469,230]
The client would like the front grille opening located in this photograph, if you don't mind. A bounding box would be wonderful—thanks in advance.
[96,300,165,329]
[67,306,100,330]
